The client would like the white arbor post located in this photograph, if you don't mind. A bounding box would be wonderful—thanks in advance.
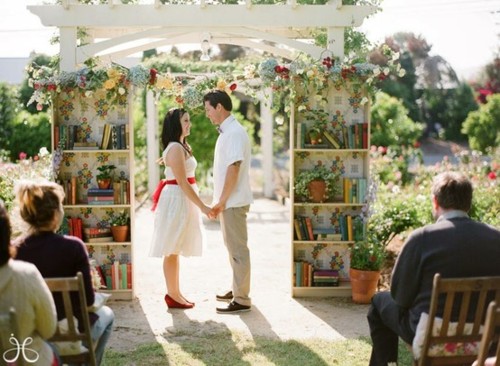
[59,27,77,72]
[146,90,160,194]
[260,89,274,198]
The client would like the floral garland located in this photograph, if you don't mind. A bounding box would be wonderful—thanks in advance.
[28,47,404,111]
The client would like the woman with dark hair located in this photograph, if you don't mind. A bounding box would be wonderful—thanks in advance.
[13,180,114,366]
[149,108,211,309]
[0,200,58,366]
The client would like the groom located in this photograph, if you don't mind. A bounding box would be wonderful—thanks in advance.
[203,90,254,314]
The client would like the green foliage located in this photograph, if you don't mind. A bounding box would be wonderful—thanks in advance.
[370,92,424,148]
[369,193,431,247]
[109,210,130,226]
[370,145,423,186]
[96,164,116,180]
[422,86,478,141]
[0,148,53,210]
[376,51,420,122]
[462,94,500,153]
[132,92,148,199]
[0,83,18,158]
[9,111,51,162]
[442,82,478,141]
[294,165,340,201]
[350,233,386,271]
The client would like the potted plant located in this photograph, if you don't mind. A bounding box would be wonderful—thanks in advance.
[302,109,329,145]
[294,165,340,203]
[349,233,386,304]
[96,164,116,189]
[109,210,129,242]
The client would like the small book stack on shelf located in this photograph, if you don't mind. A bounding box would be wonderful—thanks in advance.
[87,188,114,205]
[95,261,132,290]
[84,227,113,243]
[313,269,339,287]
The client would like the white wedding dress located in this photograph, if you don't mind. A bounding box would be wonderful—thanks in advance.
[149,142,203,257]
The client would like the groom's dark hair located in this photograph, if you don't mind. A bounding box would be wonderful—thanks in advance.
[203,90,232,112]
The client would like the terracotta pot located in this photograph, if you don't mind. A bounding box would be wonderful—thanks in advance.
[350,268,381,304]
[97,178,112,189]
[308,180,327,203]
[111,225,129,242]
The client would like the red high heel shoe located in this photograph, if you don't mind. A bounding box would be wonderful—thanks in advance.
[164,294,194,309]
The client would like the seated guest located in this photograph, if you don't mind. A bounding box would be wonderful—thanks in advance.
[367,172,500,366]
[13,180,114,366]
[0,200,58,366]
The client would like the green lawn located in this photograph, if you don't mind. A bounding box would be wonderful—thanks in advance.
[104,331,413,366]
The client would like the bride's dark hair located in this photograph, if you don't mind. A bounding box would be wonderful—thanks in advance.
[161,108,191,155]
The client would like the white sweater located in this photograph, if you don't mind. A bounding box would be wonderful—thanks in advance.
[0,259,57,366]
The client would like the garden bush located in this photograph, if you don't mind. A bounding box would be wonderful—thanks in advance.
[370,92,424,148]
[462,93,500,153]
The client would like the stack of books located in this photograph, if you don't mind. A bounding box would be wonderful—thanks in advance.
[313,269,339,287]
[84,227,113,243]
[87,188,114,205]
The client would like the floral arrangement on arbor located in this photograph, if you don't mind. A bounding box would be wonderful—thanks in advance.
[27,46,404,112]
[258,45,405,112]
[27,62,241,111]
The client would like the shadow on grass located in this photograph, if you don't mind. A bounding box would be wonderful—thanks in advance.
[105,297,167,365]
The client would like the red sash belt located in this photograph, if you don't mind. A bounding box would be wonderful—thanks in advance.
[151,177,196,212]
[165,177,196,185]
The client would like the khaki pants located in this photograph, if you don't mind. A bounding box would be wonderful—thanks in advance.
[220,205,251,306]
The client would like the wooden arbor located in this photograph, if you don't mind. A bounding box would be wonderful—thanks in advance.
[28,0,377,197]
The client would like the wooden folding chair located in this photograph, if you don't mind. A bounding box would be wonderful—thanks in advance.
[474,301,500,366]
[0,307,26,366]
[415,274,500,366]
[45,272,96,366]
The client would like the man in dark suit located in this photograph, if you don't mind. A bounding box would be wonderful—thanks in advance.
[367,171,500,366]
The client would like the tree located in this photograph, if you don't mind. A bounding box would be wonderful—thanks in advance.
[8,111,51,161]
[462,94,500,153]
[370,92,424,148]
[0,83,18,160]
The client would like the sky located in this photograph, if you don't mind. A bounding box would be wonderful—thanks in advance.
[0,0,499,79]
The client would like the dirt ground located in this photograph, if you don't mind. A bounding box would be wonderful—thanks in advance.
[107,137,458,352]
[107,197,371,352]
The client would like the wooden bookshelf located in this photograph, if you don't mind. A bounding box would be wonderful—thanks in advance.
[290,82,370,298]
[51,89,135,300]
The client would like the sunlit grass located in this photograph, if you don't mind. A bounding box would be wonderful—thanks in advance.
[103,331,413,366]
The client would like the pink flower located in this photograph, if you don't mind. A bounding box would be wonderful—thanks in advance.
[488,171,497,180]
[33,155,39,161]
[19,152,27,160]
[36,103,43,111]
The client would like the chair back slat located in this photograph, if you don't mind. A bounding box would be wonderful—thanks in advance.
[45,272,96,366]
[475,301,500,366]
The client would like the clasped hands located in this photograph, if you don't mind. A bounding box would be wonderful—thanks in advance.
[202,203,224,220]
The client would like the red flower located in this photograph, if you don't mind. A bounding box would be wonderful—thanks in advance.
[175,95,184,105]
[487,171,497,180]
[229,83,237,91]
[413,141,421,148]
[274,65,283,73]
[149,68,157,85]
[47,84,57,91]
